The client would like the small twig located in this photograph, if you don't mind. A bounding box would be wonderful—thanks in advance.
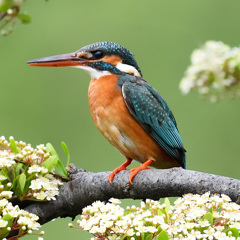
[0,12,7,20]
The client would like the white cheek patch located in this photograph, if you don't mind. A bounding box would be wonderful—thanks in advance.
[73,65,111,79]
[116,62,141,77]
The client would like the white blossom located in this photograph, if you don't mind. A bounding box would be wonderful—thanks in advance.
[0,219,8,227]
[28,165,48,174]
[180,41,240,101]
[76,193,240,240]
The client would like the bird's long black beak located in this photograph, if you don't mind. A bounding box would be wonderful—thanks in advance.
[27,52,85,67]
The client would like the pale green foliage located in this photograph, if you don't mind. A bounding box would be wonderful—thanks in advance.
[76,193,240,240]
[180,41,240,102]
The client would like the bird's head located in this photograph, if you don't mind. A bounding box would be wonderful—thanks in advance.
[27,41,142,79]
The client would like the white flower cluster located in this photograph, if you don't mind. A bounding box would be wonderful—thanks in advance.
[0,136,66,238]
[0,136,51,165]
[0,192,41,239]
[171,192,240,239]
[0,150,16,167]
[30,174,63,201]
[0,136,63,201]
[77,193,240,240]
[180,41,240,101]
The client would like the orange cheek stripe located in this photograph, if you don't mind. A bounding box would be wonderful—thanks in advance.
[102,55,122,65]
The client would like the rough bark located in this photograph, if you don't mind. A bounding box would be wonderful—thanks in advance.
[22,165,240,225]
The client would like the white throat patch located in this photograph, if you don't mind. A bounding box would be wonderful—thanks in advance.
[73,65,111,79]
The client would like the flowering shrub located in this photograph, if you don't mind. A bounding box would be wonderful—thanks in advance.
[180,41,240,102]
[75,193,240,240]
[0,0,32,36]
[0,136,68,239]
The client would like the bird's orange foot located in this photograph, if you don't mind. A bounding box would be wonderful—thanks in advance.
[108,158,132,184]
[129,159,154,185]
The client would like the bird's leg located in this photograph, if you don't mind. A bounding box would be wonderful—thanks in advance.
[108,158,132,183]
[129,159,154,185]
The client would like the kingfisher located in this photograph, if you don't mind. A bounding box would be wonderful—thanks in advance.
[27,41,186,185]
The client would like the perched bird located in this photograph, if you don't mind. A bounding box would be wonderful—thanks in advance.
[27,41,186,185]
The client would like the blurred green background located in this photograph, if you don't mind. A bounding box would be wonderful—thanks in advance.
[1,0,240,239]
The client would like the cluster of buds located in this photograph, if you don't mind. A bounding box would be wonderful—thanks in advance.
[180,41,240,102]
[75,193,240,240]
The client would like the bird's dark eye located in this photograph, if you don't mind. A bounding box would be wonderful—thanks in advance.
[92,50,104,59]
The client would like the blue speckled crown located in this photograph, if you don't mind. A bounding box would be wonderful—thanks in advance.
[78,42,142,76]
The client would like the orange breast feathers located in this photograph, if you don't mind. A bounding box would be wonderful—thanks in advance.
[88,75,180,169]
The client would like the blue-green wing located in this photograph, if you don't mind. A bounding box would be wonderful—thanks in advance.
[122,80,186,168]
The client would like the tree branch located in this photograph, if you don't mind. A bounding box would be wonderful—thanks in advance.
[24,166,240,225]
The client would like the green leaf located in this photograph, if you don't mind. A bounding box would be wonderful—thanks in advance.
[0,168,10,180]
[55,160,68,178]
[41,155,58,172]
[141,232,145,240]
[217,206,222,213]
[61,141,70,167]
[157,225,162,233]
[164,198,171,220]
[12,176,18,190]
[157,230,169,240]
[225,228,239,238]
[10,166,16,181]
[202,212,213,226]
[157,209,163,216]
[12,175,24,197]
[164,198,171,212]
[208,206,213,213]
[3,213,13,223]
[119,234,127,240]
[10,137,17,154]
[0,173,7,183]
[0,0,13,12]
[18,12,31,23]
[46,142,68,178]
[46,143,58,157]
[145,233,153,240]
[16,146,23,155]
[22,178,31,197]
[18,173,26,193]
[1,214,13,238]
[16,163,23,175]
